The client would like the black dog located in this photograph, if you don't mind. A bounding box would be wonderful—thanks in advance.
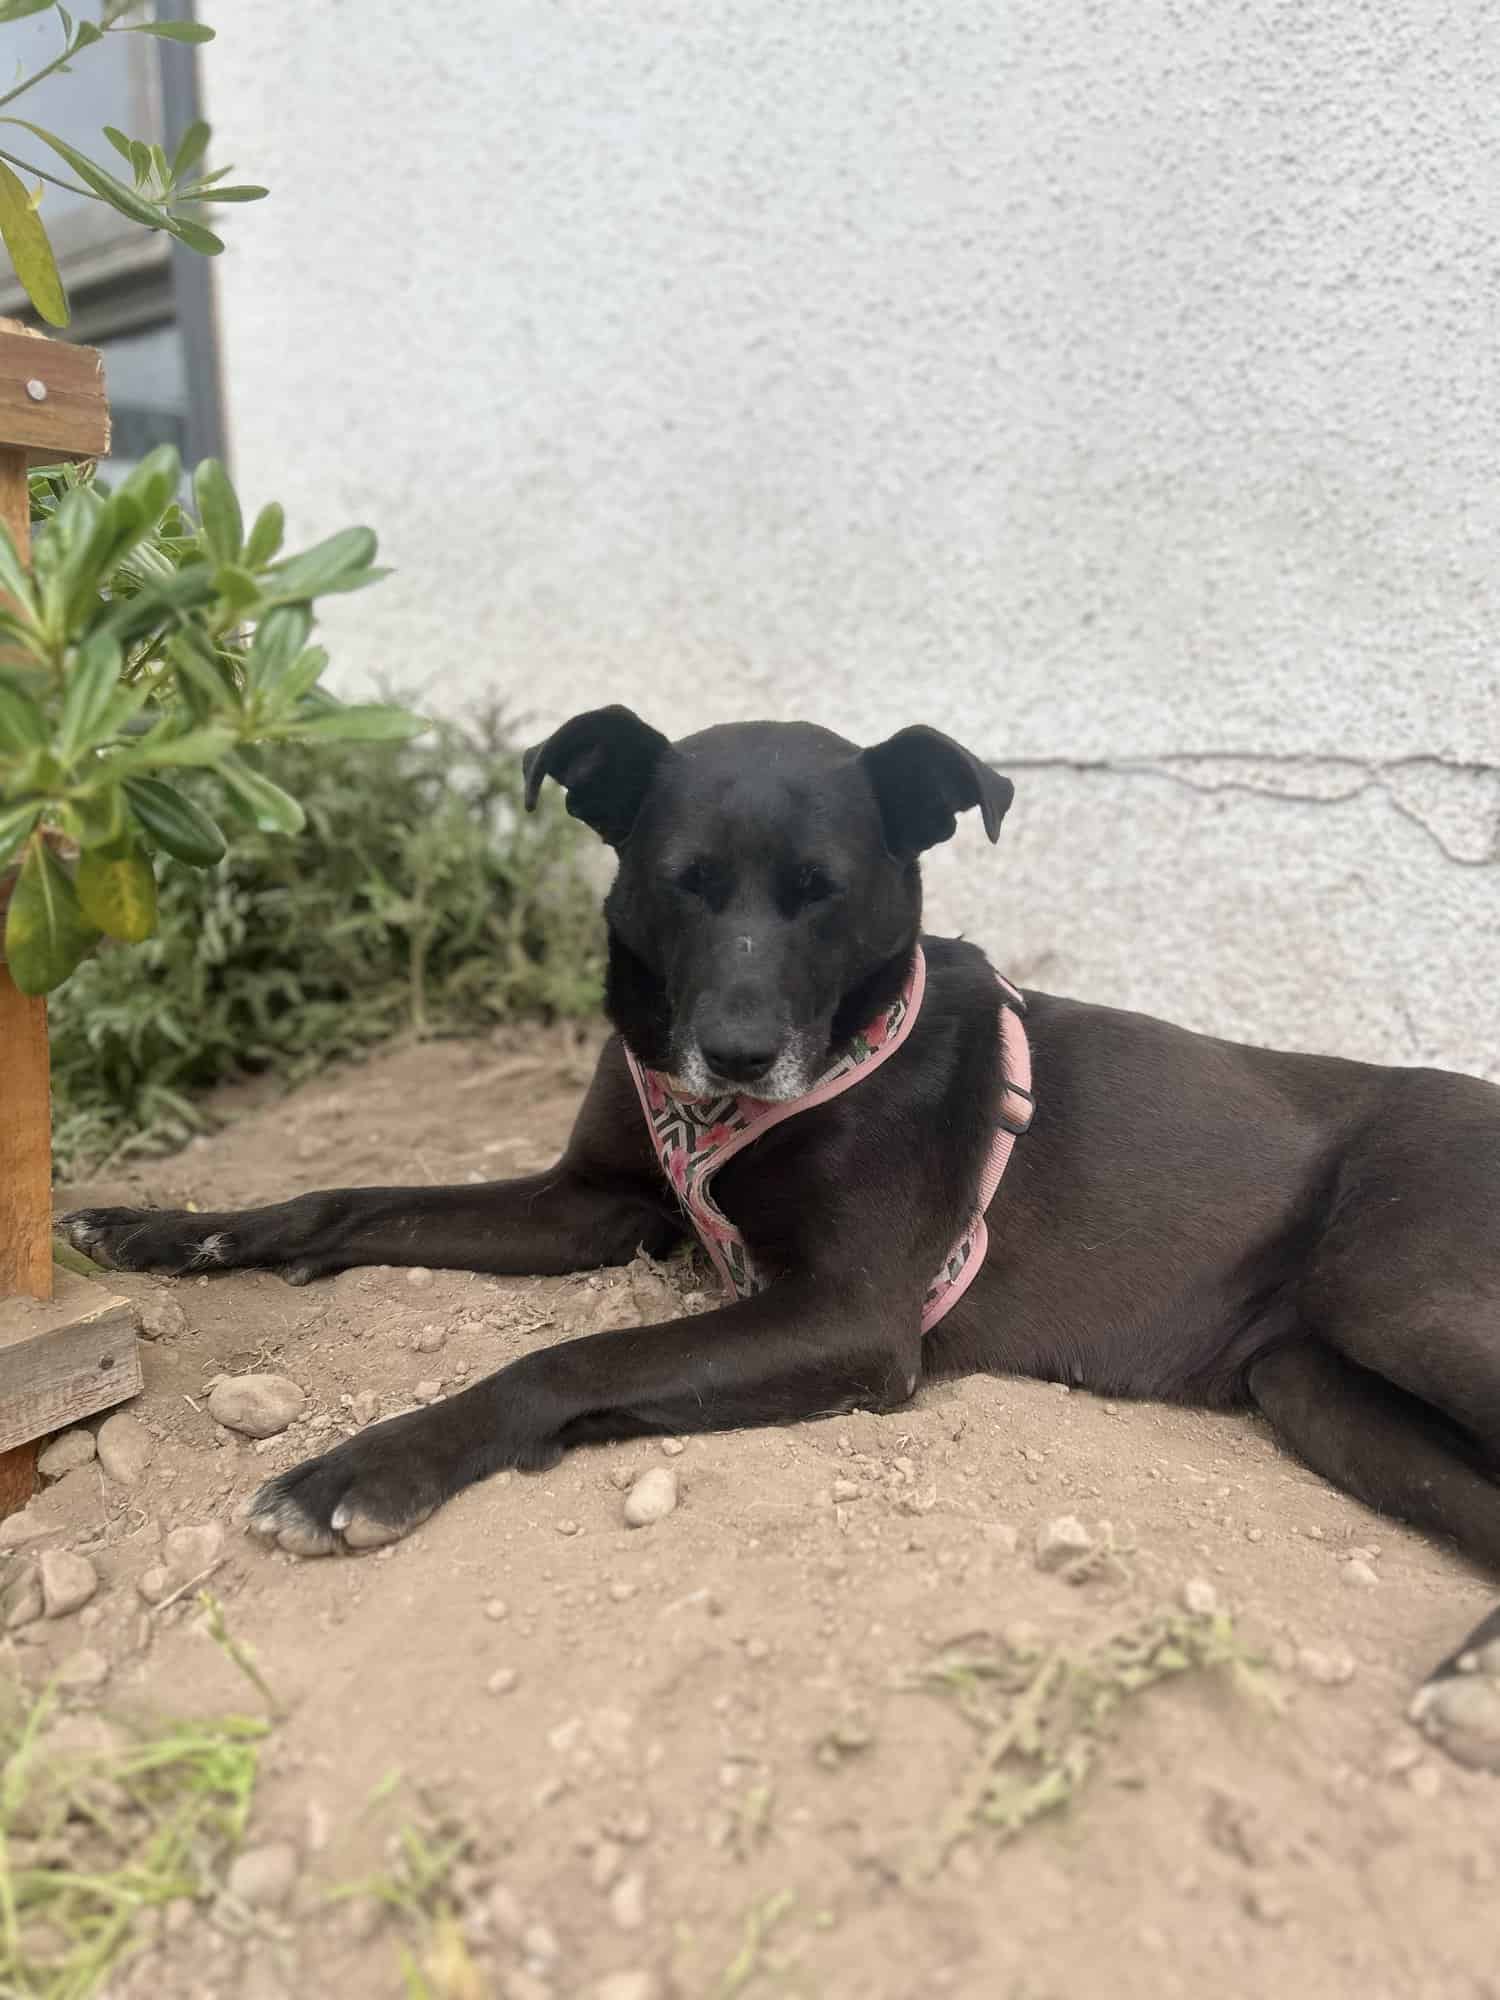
[61,707,1500,1770]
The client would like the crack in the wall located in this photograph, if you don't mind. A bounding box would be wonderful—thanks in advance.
[1002,752,1500,869]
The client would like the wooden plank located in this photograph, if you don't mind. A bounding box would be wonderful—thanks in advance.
[0,1270,141,1455]
[0,434,49,1302]
[0,437,52,1304]
[0,323,109,463]
[0,1443,35,1513]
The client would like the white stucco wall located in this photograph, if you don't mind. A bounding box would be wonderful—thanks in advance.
[202,1,1500,1077]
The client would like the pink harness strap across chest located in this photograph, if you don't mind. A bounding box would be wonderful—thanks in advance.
[623,946,1034,1331]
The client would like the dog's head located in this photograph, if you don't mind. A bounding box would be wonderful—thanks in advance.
[524,707,1012,1099]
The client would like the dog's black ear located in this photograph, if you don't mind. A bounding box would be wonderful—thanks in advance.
[522,705,672,848]
[858,725,1014,858]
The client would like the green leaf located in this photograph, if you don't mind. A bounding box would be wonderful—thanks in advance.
[0,0,58,22]
[169,216,224,256]
[164,632,242,714]
[56,632,123,761]
[191,184,268,204]
[2,120,165,230]
[0,799,39,870]
[171,117,211,180]
[0,158,67,327]
[246,604,310,690]
[215,562,261,612]
[284,704,429,745]
[244,501,284,568]
[217,756,305,835]
[70,18,101,48]
[110,724,239,773]
[77,847,158,942]
[193,459,243,567]
[127,19,215,41]
[102,126,135,166]
[271,644,329,708]
[123,775,226,867]
[3,836,98,995]
[67,779,126,849]
[267,527,380,603]
[0,679,46,754]
[128,139,152,188]
[0,522,39,619]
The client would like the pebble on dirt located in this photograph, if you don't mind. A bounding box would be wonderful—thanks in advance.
[487,1667,519,1695]
[37,1429,96,1479]
[2,1566,42,1629]
[134,1292,187,1340]
[1034,1514,1094,1572]
[207,1374,306,1438]
[1182,1577,1219,1617]
[597,1975,658,2000]
[96,1411,154,1486]
[55,1648,109,1692]
[39,1549,98,1619]
[227,1841,300,1911]
[164,1522,226,1580]
[406,1266,435,1290]
[1298,1646,1357,1686]
[623,1467,679,1527]
[610,1871,647,1930]
[1342,1558,1379,1589]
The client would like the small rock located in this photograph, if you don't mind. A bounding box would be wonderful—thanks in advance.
[2,1566,42,1629]
[96,1412,154,1487]
[609,1581,637,1602]
[227,1841,299,1911]
[831,1478,860,1503]
[37,1429,95,1479]
[591,1840,624,1891]
[350,1390,380,1426]
[1034,1515,1093,1572]
[597,1976,658,2000]
[484,1597,509,1621]
[746,1637,771,1662]
[137,1566,170,1606]
[164,1522,225,1580]
[487,1668,519,1695]
[40,1550,98,1619]
[1342,1559,1379,1590]
[623,1468,678,1528]
[522,1921,560,1965]
[1297,1646,1357,1687]
[412,1325,446,1353]
[609,1464,636,1491]
[488,1883,527,1941]
[557,1519,581,1536]
[1245,1527,1264,1543]
[414,1379,444,1404]
[1181,1577,1218,1617]
[406,1266,435,1290]
[1242,1885,1290,1926]
[0,1503,61,1550]
[55,1648,109,1692]
[207,1375,305,1439]
[660,1438,685,1457]
[135,1293,187,1341]
[610,1871,647,1931]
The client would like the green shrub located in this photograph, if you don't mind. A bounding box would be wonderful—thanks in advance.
[48,706,605,1177]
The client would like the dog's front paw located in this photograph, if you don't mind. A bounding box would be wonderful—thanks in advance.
[1409,1634,1500,1773]
[59,1205,240,1276]
[247,1411,455,1558]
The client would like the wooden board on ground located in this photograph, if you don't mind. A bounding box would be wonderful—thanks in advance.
[0,1270,141,1456]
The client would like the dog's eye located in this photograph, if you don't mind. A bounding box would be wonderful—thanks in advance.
[673,860,713,899]
[796,864,838,905]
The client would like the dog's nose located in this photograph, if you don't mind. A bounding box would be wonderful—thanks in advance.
[700,1036,779,1085]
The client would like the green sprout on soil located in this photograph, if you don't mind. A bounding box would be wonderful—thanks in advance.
[910,1607,1278,1879]
[322,1793,482,2000]
[0,1679,267,2000]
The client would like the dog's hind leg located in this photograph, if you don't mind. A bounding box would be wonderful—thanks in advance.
[1247,1340,1500,1771]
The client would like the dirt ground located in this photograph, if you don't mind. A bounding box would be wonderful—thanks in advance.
[7,1025,1498,2000]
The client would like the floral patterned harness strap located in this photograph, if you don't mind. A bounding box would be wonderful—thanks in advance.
[623,945,1034,1332]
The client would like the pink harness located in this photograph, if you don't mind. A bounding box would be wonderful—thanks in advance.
[624,946,1034,1331]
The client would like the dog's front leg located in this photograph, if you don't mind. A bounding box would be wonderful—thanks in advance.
[249,1282,921,1554]
[59,1038,678,1283]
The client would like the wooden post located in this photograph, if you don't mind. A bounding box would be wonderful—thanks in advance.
[0,319,126,1511]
